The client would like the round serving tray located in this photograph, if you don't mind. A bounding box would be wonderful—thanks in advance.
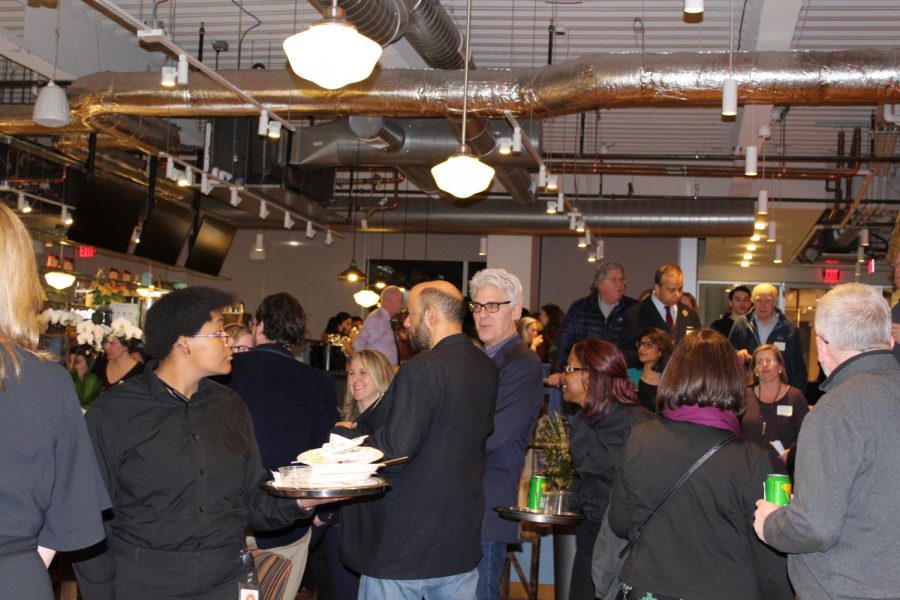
[494,505,585,525]
[261,477,389,499]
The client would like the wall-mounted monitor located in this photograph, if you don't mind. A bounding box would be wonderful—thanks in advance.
[66,173,145,253]
[133,200,193,265]
[184,215,236,276]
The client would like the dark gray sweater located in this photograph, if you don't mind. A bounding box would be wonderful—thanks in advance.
[764,350,900,599]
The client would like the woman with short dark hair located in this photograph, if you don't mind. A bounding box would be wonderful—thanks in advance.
[562,339,653,600]
[607,330,792,600]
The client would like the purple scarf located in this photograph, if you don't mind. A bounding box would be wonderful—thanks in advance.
[662,404,741,437]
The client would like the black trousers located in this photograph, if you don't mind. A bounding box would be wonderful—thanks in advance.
[569,518,603,600]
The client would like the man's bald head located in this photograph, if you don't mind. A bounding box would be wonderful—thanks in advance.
[409,280,465,324]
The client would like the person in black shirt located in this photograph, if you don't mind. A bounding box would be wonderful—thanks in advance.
[710,285,752,338]
[74,287,330,600]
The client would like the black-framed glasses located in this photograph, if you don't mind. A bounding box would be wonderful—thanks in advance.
[468,301,512,313]
[191,331,233,345]
[563,365,586,373]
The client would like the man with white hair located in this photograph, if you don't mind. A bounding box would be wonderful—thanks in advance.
[469,268,544,600]
[729,282,808,390]
[753,283,900,599]
[352,285,405,366]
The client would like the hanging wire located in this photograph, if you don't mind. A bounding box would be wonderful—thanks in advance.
[728,0,734,75]
[231,0,262,69]
[460,0,474,150]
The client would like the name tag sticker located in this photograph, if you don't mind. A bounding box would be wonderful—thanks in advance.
[777,405,793,417]
[774,341,786,351]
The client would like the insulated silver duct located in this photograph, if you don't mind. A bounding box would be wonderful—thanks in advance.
[309,0,407,46]
[403,0,466,70]
[329,197,755,236]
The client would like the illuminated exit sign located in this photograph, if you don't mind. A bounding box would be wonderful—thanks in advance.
[822,268,842,284]
[77,245,96,258]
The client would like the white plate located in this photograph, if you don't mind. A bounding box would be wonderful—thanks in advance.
[296,445,384,465]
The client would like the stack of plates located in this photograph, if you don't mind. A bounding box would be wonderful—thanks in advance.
[274,434,385,487]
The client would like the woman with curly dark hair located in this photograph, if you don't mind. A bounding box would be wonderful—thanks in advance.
[561,339,653,600]
[537,303,565,363]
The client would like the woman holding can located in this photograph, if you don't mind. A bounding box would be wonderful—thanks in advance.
[607,330,791,600]
[561,339,653,600]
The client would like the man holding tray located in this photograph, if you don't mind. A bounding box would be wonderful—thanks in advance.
[74,287,330,600]
[339,280,499,599]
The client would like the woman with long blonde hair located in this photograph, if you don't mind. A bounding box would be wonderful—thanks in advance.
[0,203,110,598]
[341,348,395,421]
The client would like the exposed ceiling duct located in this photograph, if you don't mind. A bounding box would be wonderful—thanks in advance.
[323,197,755,236]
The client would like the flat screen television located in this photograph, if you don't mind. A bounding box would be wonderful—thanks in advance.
[184,215,236,276]
[133,200,194,265]
[66,173,146,253]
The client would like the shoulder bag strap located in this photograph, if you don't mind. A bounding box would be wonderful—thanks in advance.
[618,434,736,559]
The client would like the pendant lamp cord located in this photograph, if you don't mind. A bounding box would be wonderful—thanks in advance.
[460,0,473,149]
[728,0,734,76]
[52,5,61,80]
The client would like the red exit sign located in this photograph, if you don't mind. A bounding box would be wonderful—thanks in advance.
[822,268,842,284]
[76,245,95,258]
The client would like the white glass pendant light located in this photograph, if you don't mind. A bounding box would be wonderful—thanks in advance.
[431,0,495,198]
[283,0,382,90]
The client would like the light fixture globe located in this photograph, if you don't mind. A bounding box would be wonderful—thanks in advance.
[283,9,382,90]
[431,146,495,199]
[338,259,366,283]
[33,81,70,128]
[353,288,380,308]
[44,270,76,290]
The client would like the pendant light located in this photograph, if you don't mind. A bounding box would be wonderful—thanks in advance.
[338,170,367,283]
[283,0,382,90]
[721,0,737,117]
[33,7,69,127]
[431,0,495,198]
[44,242,76,290]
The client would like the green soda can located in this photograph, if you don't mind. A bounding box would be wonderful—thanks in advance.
[527,475,549,511]
[765,474,792,506]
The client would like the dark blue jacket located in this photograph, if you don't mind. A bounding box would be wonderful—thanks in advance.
[728,308,808,391]
[552,292,637,372]
[482,336,544,543]
[224,343,339,547]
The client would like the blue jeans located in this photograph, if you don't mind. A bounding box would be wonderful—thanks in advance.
[475,541,506,600]
[358,568,478,599]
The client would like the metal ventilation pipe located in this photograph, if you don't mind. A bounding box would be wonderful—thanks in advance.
[328,197,755,236]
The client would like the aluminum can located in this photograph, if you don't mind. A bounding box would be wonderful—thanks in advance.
[527,475,549,511]
[765,474,792,506]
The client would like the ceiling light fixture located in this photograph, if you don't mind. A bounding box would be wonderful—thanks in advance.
[740,260,750,268]
[283,212,295,229]
[860,228,870,247]
[230,186,242,207]
[431,0,495,198]
[538,165,547,188]
[754,219,766,231]
[556,191,565,214]
[176,168,191,187]
[267,120,282,140]
[325,230,334,246]
[546,174,558,191]
[353,288,380,308]
[258,201,270,220]
[857,245,865,263]
[587,251,597,263]
[165,159,176,180]
[176,54,189,85]
[33,10,70,128]
[478,236,488,256]
[512,126,523,153]
[60,205,73,226]
[160,65,177,87]
[17,193,31,213]
[743,252,753,260]
[283,0,382,90]
[498,137,513,155]
[44,270,76,290]
[684,0,704,14]
[258,111,269,137]
[132,225,142,244]
[773,244,783,264]
[745,145,758,176]
[750,233,762,242]
[249,232,267,261]
[546,200,557,215]
[767,220,777,242]
[337,171,367,283]
[306,221,317,239]
[746,243,757,252]
[595,240,605,261]
[757,189,768,214]
[721,0,737,117]
[576,218,586,233]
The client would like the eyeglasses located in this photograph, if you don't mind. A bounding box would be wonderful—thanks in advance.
[190,331,233,345]
[563,365,586,373]
[756,358,779,365]
[468,300,511,313]
[232,345,251,353]
[637,340,656,349]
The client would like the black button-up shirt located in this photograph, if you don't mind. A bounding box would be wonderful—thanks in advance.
[85,366,308,552]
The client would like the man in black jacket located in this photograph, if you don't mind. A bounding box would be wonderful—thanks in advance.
[341,280,499,599]
[547,262,636,386]
[225,293,339,600]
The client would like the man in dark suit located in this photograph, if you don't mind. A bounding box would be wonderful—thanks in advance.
[624,264,701,363]
[225,293,339,600]
[340,280,498,599]
[469,268,544,600]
